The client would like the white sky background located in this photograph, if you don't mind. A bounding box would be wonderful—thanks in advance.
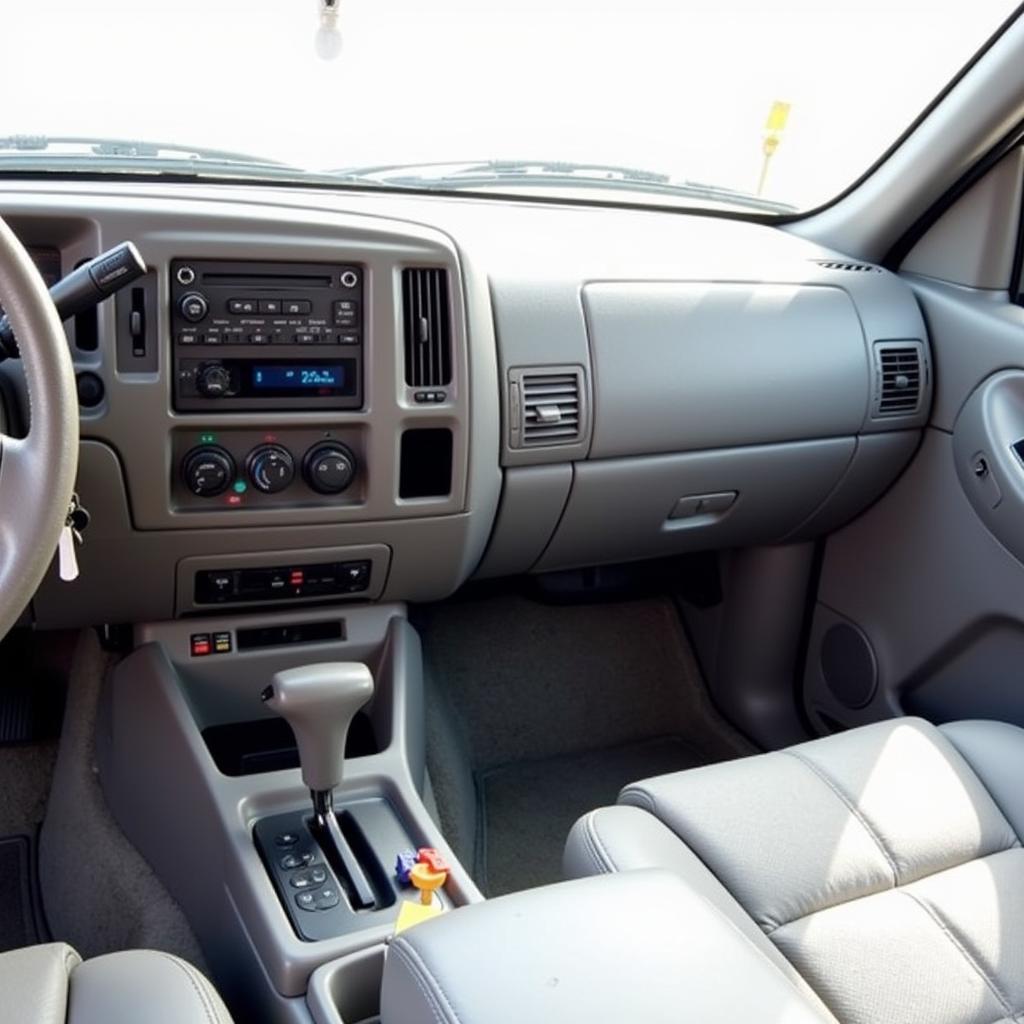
[2,0,1016,208]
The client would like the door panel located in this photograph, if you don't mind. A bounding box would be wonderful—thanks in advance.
[801,151,1024,732]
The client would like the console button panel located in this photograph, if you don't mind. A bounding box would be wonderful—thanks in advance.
[253,802,416,943]
[194,560,371,605]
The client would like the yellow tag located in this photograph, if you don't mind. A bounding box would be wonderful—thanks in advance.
[394,898,444,936]
[764,100,791,134]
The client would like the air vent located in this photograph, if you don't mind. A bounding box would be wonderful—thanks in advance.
[402,268,452,388]
[814,260,881,273]
[874,342,923,417]
[509,366,586,448]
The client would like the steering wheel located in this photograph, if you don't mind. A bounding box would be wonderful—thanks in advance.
[0,215,79,639]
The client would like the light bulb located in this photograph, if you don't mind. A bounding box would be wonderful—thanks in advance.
[315,0,343,61]
[315,22,343,60]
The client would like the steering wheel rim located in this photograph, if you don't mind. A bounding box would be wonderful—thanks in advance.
[0,215,79,639]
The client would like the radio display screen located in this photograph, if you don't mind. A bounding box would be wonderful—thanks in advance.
[251,363,348,392]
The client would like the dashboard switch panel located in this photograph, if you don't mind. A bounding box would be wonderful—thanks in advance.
[195,560,372,605]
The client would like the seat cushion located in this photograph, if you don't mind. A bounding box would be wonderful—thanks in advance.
[0,944,232,1024]
[566,717,1024,1024]
[68,949,233,1024]
[0,943,80,1024]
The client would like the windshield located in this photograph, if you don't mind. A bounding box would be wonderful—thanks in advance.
[3,0,1017,213]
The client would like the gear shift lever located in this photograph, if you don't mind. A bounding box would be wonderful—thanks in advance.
[262,663,377,909]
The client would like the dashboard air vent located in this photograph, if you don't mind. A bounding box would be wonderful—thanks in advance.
[509,366,586,448]
[874,342,923,417]
[814,260,881,273]
[402,268,452,388]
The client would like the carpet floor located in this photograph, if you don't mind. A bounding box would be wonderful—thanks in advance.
[478,736,709,895]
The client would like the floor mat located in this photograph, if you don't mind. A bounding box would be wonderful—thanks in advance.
[0,629,72,744]
[0,836,41,952]
[419,593,754,883]
[478,737,708,895]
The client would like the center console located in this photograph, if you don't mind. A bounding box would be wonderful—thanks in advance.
[96,605,482,1023]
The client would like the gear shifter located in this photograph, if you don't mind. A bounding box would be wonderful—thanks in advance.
[262,662,377,909]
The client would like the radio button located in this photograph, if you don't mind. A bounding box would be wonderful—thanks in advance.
[196,363,233,397]
[229,298,258,314]
[294,332,316,344]
[259,299,282,314]
[180,292,209,323]
[284,300,312,315]
[336,332,360,345]
[249,333,271,344]
[178,331,200,345]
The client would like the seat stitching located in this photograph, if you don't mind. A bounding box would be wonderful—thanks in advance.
[156,953,221,1024]
[782,749,900,886]
[392,937,464,1024]
[900,890,1016,1020]
[620,786,657,813]
[578,816,607,874]
[764,848,1018,936]
[389,942,450,1024]
[62,946,79,977]
[585,812,619,873]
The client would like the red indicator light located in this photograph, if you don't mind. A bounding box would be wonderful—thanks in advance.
[227,494,242,506]
[264,434,277,443]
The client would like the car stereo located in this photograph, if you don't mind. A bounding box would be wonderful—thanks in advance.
[170,259,364,412]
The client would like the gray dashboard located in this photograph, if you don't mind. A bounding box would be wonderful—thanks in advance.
[0,180,930,627]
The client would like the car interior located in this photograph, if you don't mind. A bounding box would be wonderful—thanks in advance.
[6,1,1024,1022]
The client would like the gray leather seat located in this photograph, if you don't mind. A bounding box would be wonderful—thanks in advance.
[0,942,233,1024]
[565,716,1024,1024]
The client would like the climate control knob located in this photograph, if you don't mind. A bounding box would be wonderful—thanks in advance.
[196,363,232,398]
[182,446,235,498]
[247,444,295,494]
[303,443,356,495]
[179,291,209,323]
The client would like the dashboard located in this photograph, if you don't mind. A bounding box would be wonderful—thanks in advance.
[0,180,930,628]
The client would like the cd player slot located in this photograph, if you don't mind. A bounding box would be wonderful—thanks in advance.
[199,272,334,288]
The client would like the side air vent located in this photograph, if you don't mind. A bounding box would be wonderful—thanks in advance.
[814,260,882,273]
[873,341,924,417]
[402,268,452,387]
[509,366,587,449]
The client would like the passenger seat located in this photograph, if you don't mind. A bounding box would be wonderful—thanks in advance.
[0,943,233,1024]
[565,717,1024,1024]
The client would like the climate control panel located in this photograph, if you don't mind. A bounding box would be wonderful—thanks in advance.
[172,428,363,511]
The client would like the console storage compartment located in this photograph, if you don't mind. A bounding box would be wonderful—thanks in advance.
[311,870,831,1024]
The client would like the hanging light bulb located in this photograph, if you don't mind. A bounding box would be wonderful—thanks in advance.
[315,0,343,60]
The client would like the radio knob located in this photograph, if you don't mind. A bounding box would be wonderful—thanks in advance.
[247,444,295,494]
[179,292,209,323]
[196,363,232,397]
[304,443,356,495]
[182,446,235,498]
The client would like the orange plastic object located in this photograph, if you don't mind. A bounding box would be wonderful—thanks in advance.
[409,861,447,905]
[417,847,450,873]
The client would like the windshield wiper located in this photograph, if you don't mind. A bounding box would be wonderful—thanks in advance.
[329,159,795,213]
[0,135,313,179]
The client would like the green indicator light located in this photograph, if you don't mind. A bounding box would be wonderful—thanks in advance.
[200,432,216,444]
[233,480,247,494]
